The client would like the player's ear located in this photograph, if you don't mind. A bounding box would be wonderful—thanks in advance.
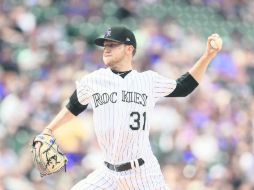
[126,45,134,56]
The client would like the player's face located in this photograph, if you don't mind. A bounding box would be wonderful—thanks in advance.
[103,41,126,67]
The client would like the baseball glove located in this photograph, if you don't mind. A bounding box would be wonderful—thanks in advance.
[31,134,68,177]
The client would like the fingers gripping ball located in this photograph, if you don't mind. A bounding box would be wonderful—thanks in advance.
[31,134,68,177]
[209,34,223,50]
[210,40,218,49]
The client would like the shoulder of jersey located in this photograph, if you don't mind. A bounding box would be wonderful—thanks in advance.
[85,68,107,77]
[93,68,107,75]
[141,70,158,77]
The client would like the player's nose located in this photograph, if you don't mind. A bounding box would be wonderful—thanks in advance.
[103,48,111,54]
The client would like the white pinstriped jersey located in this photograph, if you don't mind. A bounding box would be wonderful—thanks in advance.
[76,68,176,165]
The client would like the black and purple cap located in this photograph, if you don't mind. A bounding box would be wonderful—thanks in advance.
[94,26,136,49]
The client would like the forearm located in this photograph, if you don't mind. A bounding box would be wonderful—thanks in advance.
[189,33,222,83]
[189,53,215,83]
[43,107,76,134]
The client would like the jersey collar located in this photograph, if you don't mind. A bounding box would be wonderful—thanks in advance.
[110,69,132,78]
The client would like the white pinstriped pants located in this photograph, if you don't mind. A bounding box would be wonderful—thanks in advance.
[71,161,169,190]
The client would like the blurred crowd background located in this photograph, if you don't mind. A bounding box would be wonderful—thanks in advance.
[1,0,254,189]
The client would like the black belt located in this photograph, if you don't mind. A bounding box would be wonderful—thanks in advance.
[104,158,145,172]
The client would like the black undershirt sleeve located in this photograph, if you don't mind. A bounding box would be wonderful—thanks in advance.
[66,90,88,116]
[165,72,199,97]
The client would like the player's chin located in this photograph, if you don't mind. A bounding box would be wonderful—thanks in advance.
[103,57,113,66]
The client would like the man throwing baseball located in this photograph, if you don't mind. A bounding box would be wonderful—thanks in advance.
[36,26,222,189]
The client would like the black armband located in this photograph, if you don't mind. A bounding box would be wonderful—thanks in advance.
[66,90,88,116]
[166,72,199,97]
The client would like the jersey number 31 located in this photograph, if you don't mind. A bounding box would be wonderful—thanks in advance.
[130,112,146,130]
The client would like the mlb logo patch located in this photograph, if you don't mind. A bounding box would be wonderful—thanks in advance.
[105,28,111,37]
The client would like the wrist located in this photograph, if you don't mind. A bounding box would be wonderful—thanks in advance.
[203,51,217,59]
[43,127,53,135]
[202,52,216,61]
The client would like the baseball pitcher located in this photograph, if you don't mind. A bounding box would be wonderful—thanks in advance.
[32,26,222,189]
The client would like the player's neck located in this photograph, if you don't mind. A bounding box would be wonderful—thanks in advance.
[110,66,132,72]
[109,61,132,72]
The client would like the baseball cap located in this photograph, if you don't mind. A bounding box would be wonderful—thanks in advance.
[94,26,136,49]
